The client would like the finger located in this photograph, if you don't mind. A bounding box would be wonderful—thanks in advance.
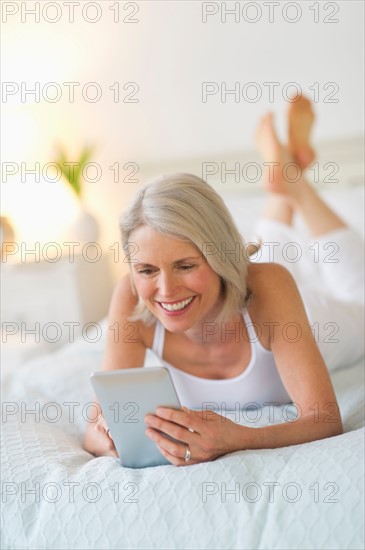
[182,407,198,432]
[95,421,115,450]
[155,443,174,466]
[95,417,108,431]
[145,419,195,445]
[156,441,192,467]
[105,448,119,458]
[154,406,199,433]
[95,416,112,437]
[95,420,108,436]
[104,435,117,453]
[145,426,187,457]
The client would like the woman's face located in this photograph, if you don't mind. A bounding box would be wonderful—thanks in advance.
[129,225,223,332]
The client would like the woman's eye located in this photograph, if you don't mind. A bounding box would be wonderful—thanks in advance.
[137,269,155,275]
[179,265,194,270]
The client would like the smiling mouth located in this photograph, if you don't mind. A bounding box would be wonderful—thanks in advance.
[158,296,195,312]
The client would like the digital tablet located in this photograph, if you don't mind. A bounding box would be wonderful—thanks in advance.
[90,367,182,468]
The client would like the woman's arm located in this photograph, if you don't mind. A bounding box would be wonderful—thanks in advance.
[83,273,147,457]
[98,273,147,372]
[241,262,343,448]
[143,263,343,466]
[236,407,342,451]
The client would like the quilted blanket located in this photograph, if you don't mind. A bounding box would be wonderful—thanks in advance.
[1,326,364,550]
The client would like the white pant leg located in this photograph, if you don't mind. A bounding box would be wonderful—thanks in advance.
[250,218,319,286]
[299,288,364,373]
[309,227,364,304]
[251,218,365,372]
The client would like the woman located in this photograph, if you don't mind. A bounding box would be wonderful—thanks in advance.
[83,97,364,465]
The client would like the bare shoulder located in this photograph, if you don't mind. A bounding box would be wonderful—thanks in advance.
[247,262,297,297]
[246,262,305,331]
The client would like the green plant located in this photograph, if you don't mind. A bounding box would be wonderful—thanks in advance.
[54,145,94,199]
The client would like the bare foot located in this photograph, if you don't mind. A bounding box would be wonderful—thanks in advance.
[255,112,300,195]
[288,95,315,169]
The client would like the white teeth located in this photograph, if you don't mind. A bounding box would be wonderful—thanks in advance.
[160,297,194,312]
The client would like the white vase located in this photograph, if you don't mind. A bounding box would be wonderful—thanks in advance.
[67,207,100,244]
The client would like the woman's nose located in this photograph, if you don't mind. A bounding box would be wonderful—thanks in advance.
[158,272,178,297]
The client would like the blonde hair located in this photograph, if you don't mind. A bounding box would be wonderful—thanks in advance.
[119,173,253,325]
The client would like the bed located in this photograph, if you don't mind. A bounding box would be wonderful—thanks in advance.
[1,183,364,550]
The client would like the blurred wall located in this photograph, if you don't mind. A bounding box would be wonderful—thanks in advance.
[2,1,364,283]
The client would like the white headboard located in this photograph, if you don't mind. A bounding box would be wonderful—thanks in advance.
[138,135,364,194]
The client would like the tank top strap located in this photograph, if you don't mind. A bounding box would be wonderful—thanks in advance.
[151,320,165,358]
[242,308,259,343]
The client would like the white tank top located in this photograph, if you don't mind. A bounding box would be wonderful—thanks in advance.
[146,309,292,410]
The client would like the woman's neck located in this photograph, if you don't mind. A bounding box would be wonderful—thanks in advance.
[183,312,245,346]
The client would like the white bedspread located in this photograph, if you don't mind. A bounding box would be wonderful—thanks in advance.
[1,327,364,550]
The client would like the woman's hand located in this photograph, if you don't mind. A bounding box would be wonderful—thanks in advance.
[92,412,119,458]
[144,406,244,466]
